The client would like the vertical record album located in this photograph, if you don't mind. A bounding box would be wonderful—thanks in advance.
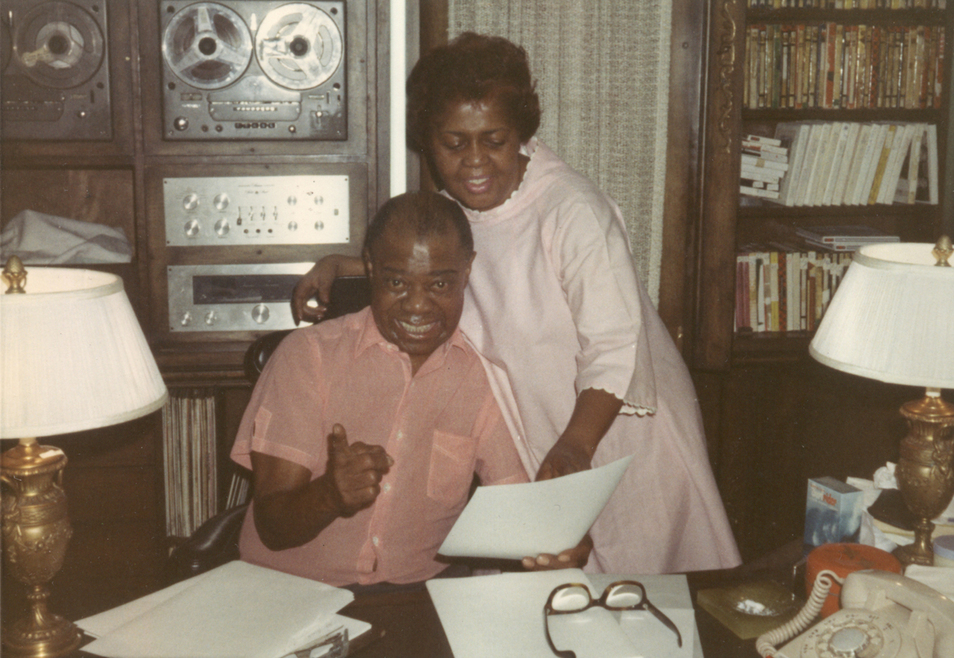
[159,1,346,141]
[1,0,113,141]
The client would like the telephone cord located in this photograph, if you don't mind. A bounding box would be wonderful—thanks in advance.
[755,569,843,658]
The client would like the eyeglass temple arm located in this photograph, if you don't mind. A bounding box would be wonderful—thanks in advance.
[642,600,683,648]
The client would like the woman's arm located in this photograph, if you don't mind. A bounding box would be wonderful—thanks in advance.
[535,388,623,481]
[291,254,365,324]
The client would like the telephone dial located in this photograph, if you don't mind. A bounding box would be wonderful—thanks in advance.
[756,569,954,658]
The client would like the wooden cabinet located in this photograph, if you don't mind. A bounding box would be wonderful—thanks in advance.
[692,0,953,561]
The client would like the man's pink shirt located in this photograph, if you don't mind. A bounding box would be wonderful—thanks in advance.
[231,307,528,586]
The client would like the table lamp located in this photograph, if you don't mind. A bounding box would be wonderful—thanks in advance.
[808,237,954,566]
[1,256,168,657]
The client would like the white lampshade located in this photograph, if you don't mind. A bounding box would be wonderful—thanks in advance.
[1,267,168,438]
[809,242,954,389]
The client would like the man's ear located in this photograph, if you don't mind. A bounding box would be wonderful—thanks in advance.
[362,248,373,278]
[462,250,476,282]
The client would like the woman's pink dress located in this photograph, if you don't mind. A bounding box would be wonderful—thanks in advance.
[453,139,741,573]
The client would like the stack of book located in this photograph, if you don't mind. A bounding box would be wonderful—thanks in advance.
[766,121,937,207]
[743,22,946,110]
[735,243,853,334]
[740,133,789,200]
[794,224,900,252]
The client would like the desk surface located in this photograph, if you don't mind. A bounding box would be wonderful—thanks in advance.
[71,561,799,658]
[342,568,782,658]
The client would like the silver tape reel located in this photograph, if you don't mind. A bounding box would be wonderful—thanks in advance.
[12,0,105,89]
[162,2,253,90]
[256,3,342,90]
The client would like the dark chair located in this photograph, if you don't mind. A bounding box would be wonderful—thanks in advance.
[165,276,371,584]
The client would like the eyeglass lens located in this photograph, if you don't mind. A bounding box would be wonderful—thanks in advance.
[550,585,592,612]
[603,582,645,609]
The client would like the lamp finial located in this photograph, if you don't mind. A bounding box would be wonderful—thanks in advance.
[933,235,953,267]
[2,255,27,294]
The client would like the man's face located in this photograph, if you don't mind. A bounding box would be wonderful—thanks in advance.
[365,224,474,373]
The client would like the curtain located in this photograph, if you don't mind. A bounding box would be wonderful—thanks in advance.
[447,0,672,304]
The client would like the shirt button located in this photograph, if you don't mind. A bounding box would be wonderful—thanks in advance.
[372,536,380,546]
[396,430,404,440]
[383,483,391,493]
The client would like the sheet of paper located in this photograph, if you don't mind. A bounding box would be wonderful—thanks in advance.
[79,561,355,658]
[427,570,639,658]
[438,455,634,560]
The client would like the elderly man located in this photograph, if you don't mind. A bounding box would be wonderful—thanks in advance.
[231,191,588,589]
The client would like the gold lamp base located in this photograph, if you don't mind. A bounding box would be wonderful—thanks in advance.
[1,438,83,658]
[892,390,954,567]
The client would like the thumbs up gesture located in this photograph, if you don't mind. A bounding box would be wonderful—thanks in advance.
[326,424,394,517]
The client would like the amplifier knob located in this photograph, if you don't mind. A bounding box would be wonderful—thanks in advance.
[252,304,270,325]
[180,312,193,327]
[182,193,199,211]
[174,117,189,131]
[213,194,230,210]
[288,220,298,232]
[184,219,200,237]
[214,219,230,237]
[315,221,325,231]
[287,195,298,206]
[204,311,218,326]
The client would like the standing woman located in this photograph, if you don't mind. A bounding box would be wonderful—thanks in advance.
[294,32,740,573]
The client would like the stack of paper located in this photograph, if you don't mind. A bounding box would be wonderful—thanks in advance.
[77,561,369,658]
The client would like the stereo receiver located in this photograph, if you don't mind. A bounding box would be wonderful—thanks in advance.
[168,262,314,332]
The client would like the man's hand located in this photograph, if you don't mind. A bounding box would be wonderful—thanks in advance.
[326,424,394,517]
[521,534,593,571]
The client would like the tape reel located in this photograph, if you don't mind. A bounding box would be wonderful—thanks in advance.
[256,3,343,90]
[161,2,253,90]
[11,0,105,89]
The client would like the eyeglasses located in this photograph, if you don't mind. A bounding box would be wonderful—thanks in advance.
[543,580,682,658]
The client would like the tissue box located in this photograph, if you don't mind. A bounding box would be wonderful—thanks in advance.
[804,477,864,551]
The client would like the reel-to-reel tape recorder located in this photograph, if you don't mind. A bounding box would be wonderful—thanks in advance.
[160,1,346,141]
[1,0,113,141]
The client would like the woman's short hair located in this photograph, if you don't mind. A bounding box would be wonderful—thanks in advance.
[364,191,474,257]
[406,32,541,153]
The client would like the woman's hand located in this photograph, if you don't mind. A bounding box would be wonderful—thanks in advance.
[534,388,624,482]
[291,255,364,325]
[522,534,593,571]
[535,438,593,481]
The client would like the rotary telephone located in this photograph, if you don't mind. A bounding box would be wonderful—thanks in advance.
[756,569,954,658]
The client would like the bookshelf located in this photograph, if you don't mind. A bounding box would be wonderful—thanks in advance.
[696,1,951,370]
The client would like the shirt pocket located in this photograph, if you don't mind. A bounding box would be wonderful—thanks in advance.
[427,431,477,508]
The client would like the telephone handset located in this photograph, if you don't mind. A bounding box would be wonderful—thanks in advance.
[756,569,954,658]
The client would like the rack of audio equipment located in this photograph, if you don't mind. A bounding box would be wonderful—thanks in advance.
[1,0,407,381]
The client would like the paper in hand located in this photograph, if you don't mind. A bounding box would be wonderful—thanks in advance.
[438,455,634,560]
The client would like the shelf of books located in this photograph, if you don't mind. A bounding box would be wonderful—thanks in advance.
[730,3,949,362]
